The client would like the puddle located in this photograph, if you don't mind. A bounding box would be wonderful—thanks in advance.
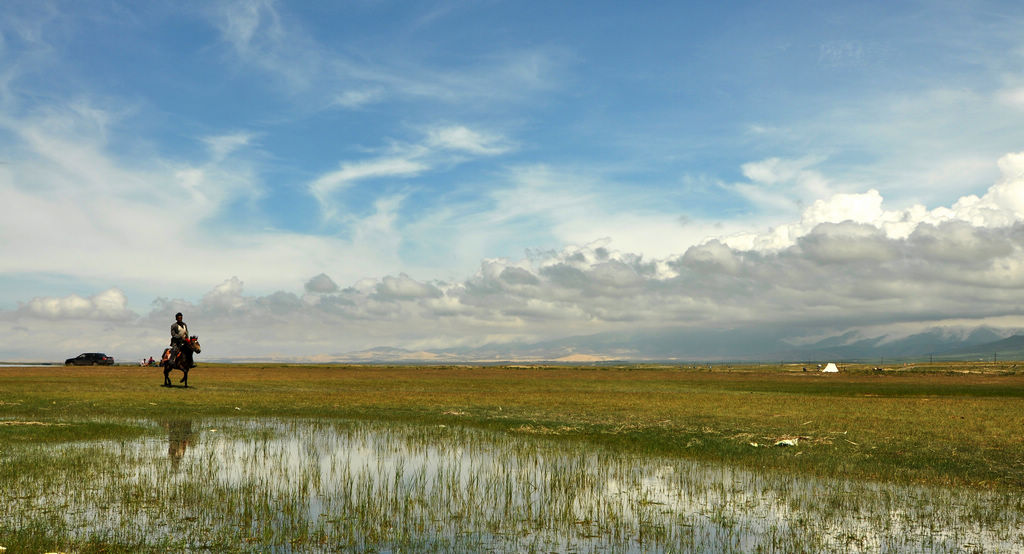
[2,418,1022,552]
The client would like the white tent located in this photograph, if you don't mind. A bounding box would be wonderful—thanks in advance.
[821,362,839,373]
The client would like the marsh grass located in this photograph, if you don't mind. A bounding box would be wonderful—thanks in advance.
[2,364,1023,489]
[2,363,1024,550]
[1,418,1022,552]
[1,419,149,444]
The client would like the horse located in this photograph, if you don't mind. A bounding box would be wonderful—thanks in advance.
[162,335,201,387]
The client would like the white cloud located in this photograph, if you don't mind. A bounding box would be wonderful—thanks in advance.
[9,159,1024,361]
[818,40,865,68]
[206,1,563,106]
[213,0,271,53]
[374,274,442,301]
[19,288,134,321]
[208,0,320,93]
[996,86,1024,109]
[308,125,513,223]
[0,97,401,300]
[203,132,254,161]
[10,109,1024,360]
[9,2,1024,363]
[722,151,1024,252]
[333,88,385,109]
[733,156,832,215]
[465,164,752,263]
[784,85,1020,208]
[221,150,1024,355]
[201,277,246,312]
[310,156,427,215]
[425,125,512,155]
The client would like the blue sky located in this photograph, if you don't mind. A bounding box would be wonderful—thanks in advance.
[4,0,1024,361]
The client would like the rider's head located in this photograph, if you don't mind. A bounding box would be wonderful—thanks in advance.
[175,312,183,321]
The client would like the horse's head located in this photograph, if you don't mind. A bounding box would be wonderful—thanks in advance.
[189,335,201,354]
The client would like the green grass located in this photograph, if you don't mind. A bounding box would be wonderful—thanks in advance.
[4,417,1021,553]
[1,362,1023,492]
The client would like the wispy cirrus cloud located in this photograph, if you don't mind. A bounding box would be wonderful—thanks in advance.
[309,157,428,215]
[308,124,513,223]
[332,88,386,109]
[425,125,512,155]
[205,0,565,107]
[202,132,256,161]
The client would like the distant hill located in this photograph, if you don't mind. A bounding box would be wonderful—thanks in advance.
[220,327,1024,364]
[932,334,1024,361]
[763,327,1009,363]
[313,327,1024,364]
[461,326,1015,363]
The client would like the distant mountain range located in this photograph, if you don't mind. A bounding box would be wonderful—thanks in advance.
[933,333,1024,361]
[300,326,1024,364]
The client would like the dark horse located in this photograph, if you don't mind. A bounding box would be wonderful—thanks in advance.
[162,335,201,387]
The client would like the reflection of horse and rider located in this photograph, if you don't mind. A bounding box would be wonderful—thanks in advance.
[161,420,195,472]
[162,312,201,387]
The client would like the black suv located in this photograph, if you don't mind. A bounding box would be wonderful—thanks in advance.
[65,353,115,366]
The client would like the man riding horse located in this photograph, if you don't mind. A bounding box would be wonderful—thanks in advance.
[163,312,200,387]
[170,312,195,369]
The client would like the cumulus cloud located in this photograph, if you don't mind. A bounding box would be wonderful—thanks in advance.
[499,266,540,286]
[9,150,1024,361]
[18,288,134,321]
[796,222,899,265]
[201,277,247,312]
[305,273,339,294]
[374,274,442,301]
[259,152,1024,353]
[723,152,1024,253]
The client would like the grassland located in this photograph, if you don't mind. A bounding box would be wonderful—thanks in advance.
[2,361,1023,491]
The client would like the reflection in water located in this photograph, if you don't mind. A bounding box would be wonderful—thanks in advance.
[160,419,195,471]
[4,419,1022,552]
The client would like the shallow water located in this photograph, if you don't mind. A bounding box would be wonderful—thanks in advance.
[3,418,1022,552]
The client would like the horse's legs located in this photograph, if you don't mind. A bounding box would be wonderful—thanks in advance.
[161,349,193,388]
